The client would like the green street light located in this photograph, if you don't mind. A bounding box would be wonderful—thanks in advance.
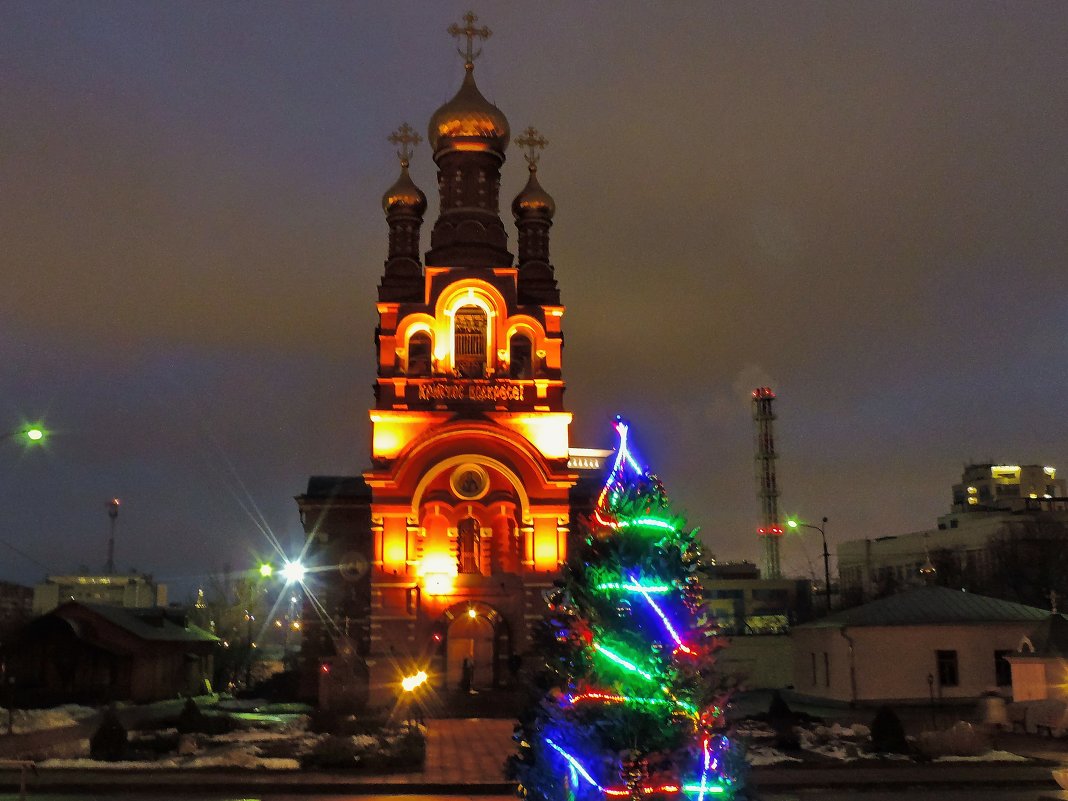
[786,516,832,614]
[4,424,47,445]
[259,563,274,578]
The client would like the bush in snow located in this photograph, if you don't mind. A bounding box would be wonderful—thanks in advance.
[917,721,991,758]
[302,734,360,768]
[176,698,234,735]
[89,708,128,761]
[870,706,910,754]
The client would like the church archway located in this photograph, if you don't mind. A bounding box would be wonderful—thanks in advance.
[441,602,509,690]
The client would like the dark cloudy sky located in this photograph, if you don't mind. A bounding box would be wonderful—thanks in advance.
[3,2,1066,596]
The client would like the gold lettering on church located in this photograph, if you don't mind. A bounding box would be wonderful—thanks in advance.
[416,381,525,403]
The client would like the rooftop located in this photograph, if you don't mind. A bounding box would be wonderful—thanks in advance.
[797,585,1053,629]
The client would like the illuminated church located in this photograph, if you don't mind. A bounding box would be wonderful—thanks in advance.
[296,15,605,707]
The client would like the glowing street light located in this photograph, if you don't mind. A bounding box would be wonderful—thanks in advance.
[3,424,47,446]
[401,670,428,692]
[787,516,831,614]
[258,563,274,578]
[281,560,306,584]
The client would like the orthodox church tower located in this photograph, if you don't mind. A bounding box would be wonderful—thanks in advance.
[299,14,580,707]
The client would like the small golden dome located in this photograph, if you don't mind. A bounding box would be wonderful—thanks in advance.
[428,64,510,155]
[382,162,427,216]
[512,165,555,219]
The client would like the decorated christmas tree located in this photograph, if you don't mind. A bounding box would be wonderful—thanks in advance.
[511,418,744,801]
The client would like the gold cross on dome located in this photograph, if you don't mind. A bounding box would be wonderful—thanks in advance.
[448,11,491,66]
[516,126,549,168]
[387,122,422,166]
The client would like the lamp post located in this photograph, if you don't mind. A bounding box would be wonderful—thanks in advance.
[2,425,46,446]
[788,517,832,614]
[243,610,255,689]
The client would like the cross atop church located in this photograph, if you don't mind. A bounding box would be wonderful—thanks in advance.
[516,126,549,168]
[388,122,422,166]
[448,11,491,66]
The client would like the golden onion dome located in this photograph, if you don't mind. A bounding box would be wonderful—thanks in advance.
[428,64,510,155]
[512,165,555,219]
[381,162,427,216]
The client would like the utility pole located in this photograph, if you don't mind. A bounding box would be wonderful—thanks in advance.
[105,498,120,574]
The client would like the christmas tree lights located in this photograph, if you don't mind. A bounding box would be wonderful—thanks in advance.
[510,417,744,801]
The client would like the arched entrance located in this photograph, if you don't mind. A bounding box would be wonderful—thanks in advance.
[441,602,509,691]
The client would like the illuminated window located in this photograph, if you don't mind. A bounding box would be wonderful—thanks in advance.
[457,517,481,574]
[408,332,432,376]
[509,334,533,379]
[454,306,487,377]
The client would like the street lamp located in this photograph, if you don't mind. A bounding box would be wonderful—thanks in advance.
[3,425,47,446]
[787,516,832,614]
[281,560,306,584]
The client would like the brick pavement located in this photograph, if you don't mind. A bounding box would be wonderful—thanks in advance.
[382,717,517,785]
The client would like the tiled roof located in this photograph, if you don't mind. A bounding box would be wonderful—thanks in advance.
[60,602,217,643]
[797,585,1052,629]
[303,475,371,499]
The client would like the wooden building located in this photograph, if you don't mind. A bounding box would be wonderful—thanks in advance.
[6,602,216,706]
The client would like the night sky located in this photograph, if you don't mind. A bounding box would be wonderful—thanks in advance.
[3,2,1066,598]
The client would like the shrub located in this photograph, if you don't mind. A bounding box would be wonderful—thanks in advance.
[917,721,990,758]
[89,709,128,761]
[767,691,793,723]
[302,734,360,769]
[175,698,235,735]
[870,705,910,754]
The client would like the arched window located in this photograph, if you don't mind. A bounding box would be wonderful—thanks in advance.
[407,331,431,376]
[454,305,487,377]
[509,334,533,379]
[457,517,481,574]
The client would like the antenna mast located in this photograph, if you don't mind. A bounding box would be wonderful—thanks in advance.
[752,388,782,579]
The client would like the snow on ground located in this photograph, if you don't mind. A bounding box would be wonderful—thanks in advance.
[40,747,300,771]
[745,745,803,766]
[935,750,1030,763]
[0,704,96,734]
[39,757,183,769]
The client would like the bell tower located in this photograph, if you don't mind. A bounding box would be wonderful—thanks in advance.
[359,13,576,704]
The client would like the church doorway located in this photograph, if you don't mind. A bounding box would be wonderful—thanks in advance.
[446,610,494,690]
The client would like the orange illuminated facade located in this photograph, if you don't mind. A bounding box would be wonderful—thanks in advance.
[296,26,600,707]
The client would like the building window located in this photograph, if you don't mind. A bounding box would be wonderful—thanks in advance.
[824,652,830,687]
[454,305,487,377]
[509,334,533,379]
[407,331,431,376]
[994,650,1012,686]
[811,652,817,685]
[937,650,959,687]
[457,517,481,574]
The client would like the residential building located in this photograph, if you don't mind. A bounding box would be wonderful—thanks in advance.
[33,572,167,615]
[838,464,1068,601]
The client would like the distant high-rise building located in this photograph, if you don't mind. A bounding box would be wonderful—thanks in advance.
[838,463,1068,602]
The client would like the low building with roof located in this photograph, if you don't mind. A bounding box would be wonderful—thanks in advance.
[790,585,1053,705]
[5,601,217,706]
